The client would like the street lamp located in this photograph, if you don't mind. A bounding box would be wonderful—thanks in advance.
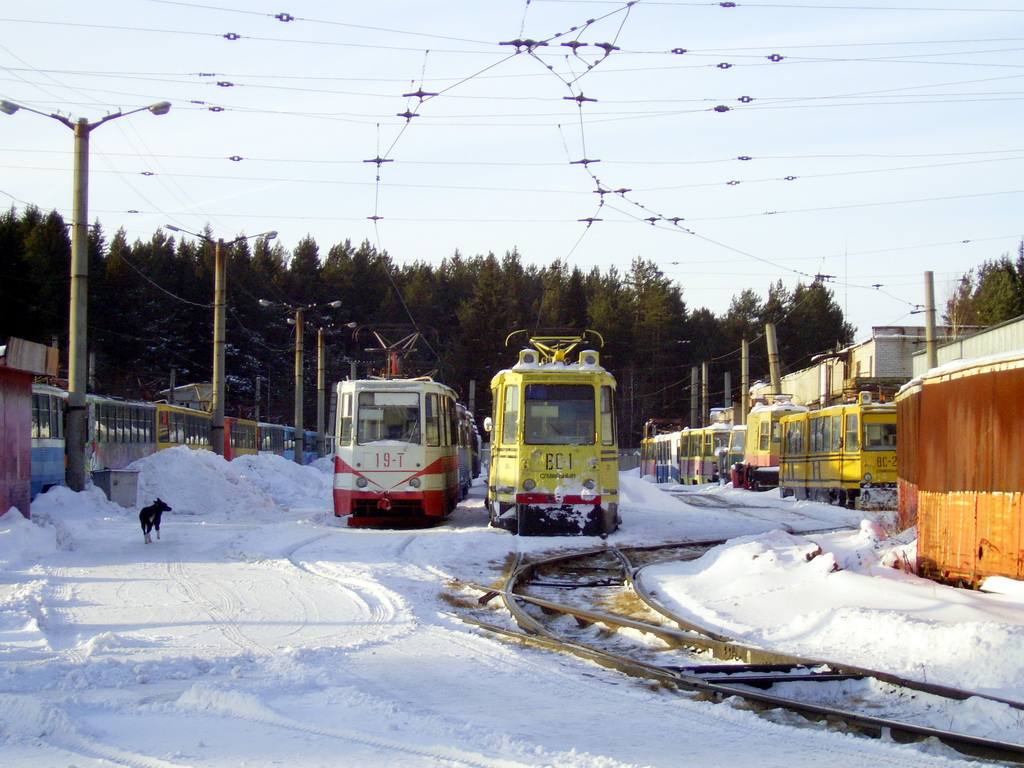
[167,226,277,456]
[1,98,171,491]
[259,299,343,464]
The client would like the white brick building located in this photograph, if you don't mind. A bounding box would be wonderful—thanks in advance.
[751,326,929,408]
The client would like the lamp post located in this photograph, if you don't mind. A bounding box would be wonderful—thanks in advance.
[167,226,277,456]
[259,300,343,464]
[1,98,171,491]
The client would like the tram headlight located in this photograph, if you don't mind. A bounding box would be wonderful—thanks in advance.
[522,478,536,492]
[863,472,873,483]
[409,477,421,488]
[582,478,597,490]
[356,476,368,488]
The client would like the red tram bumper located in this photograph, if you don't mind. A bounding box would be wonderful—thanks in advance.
[334,488,453,528]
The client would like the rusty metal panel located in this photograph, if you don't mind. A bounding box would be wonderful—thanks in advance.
[895,381,920,527]
[976,492,1024,580]
[918,376,953,491]
[917,357,1024,493]
[919,491,1024,584]
[991,369,1024,490]
[917,491,972,581]
[912,354,1024,583]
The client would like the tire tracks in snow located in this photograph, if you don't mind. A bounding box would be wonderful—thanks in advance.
[166,561,262,653]
[175,683,554,768]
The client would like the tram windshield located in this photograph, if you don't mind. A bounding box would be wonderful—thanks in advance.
[863,419,897,450]
[357,391,420,444]
[523,383,595,445]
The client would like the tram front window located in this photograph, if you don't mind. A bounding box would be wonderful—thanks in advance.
[863,420,897,450]
[523,383,595,445]
[357,391,421,444]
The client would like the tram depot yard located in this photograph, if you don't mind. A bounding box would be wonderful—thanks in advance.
[4,446,1024,767]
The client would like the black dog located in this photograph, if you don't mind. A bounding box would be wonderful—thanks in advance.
[140,498,171,544]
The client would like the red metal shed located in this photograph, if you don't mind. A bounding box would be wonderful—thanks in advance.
[899,352,1024,585]
[0,338,59,518]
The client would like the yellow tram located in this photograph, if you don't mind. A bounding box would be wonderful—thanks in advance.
[486,330,619,536]
[778,392,897,509]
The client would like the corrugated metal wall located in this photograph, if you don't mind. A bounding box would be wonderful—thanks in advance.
[918,360,1024,493]
[913,315,1024,378]
[913,354,1024,583]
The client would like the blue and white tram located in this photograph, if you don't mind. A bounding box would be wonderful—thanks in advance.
[31,384,67,497]
[333,378,461,528]
[456,403,481,500]
[31,385,159,497]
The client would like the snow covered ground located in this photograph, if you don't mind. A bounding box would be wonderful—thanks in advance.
[2,446,1022,767]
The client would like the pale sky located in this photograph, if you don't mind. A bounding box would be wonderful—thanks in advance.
[2,0,1023,339]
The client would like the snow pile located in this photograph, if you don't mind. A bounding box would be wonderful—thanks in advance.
[131,445,286,516]
[229,453,334,510]
[643,522,1024,695]
[0,508,57,567]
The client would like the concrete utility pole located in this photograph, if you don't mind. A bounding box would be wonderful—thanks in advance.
[212,239,227,455]
[316,327,327,458]
[2,99,171,490]
[293,308,306,465]
[701,362,709,424]
[740,339,750,424]
[924,271,939,370]
[765,323,782,394]
[690,366,699,428]
[259,299,345,464]
[168,226,277,456]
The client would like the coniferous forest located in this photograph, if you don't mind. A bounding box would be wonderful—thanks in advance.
[5,205,1015,447]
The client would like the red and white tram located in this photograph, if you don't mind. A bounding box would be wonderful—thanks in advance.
[332,378,460,528]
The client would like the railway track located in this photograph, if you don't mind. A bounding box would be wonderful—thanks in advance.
[452,540,1024,765]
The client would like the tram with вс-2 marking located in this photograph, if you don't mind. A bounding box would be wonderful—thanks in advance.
[778,391,897,510]
[486,330,619,537]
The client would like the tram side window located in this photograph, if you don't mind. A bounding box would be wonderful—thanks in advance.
[831,415,842,452]
[844,414,859,452]
[338,393,353,444]
[32,394,50,439]
[784,420,805,455]
[425,393,440,446]
[501,385,519,444]
[713,430,729,453]
[447,398,458,447]
[600,386,615,446]
[730,429,745,455]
